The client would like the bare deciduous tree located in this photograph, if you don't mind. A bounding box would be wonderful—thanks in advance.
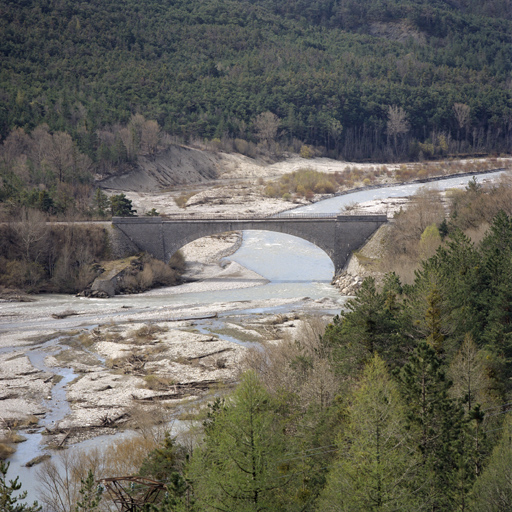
[328,119,343,155]
[120,115,164,158]
[0,127,29,167]
[140,119,161,155]
[453,103,471,131]
[453,102,471,149]
[47,132,74,183]
[242,316,338,411]
[254,111,280,146]
[12,207,48,261]
[387,105,409,156]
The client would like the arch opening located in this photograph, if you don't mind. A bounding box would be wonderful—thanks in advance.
[175,229,335,284]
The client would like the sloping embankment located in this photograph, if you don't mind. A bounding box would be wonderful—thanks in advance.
[99,144,220,192]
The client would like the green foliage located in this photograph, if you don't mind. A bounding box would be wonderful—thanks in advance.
[318,355,419,511]
[0,461,42,512]
[0,0,510,161]
[187,372,296,511]
[139,433,188,509]
[322,276,406,374]
[110,193,136,217]
[470,415,512,512]
[93,189,109,217]
[74,470,103,512]
[398,341,466,509]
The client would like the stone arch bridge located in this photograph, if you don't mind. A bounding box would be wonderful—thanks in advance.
[112,213,387,274]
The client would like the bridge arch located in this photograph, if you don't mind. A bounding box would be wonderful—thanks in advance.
[178,229,336,280]
[161,219,338,270]
[112,214,387,274]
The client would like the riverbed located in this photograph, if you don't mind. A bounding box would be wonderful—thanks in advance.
[2,167,509,502]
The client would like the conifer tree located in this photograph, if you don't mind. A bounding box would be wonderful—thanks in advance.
[0,461,41,512]
[398,341,465,510]
[322,276,404,374]
[110,193,136,217]
[470,415,512,512]
[187,371,294,512]
[317,354,419,511]
[75,470,102,512]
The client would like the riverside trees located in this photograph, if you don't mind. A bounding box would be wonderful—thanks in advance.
[172,210,512,511]
[8,210,512,510]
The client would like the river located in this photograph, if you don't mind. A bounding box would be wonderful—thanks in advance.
[2,168,508,502]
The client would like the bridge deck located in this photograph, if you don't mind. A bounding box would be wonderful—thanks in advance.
[113,213,387,222]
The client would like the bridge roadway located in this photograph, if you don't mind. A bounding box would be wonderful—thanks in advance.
[112,213,387,274]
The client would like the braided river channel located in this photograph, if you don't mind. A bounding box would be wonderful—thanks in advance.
[1,169,508,502]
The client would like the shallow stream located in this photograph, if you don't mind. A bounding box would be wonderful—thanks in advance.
[3,168,508,501]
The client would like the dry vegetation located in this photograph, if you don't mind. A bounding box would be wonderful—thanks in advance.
[263,159,506,202]
[0,219,109,293]
[174,190,198,208]
[0,417,37,460]
[380,174,512,283]
[242,316,338,410]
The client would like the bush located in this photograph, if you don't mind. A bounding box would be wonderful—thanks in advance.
[118,254,180,293]
[234,138,249,155]
[266,168,338,199]
[175,191,197,208]
[0,443,15,460]
[300,145,314,158]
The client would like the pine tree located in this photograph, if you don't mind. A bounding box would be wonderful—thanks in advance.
[470,415,512,512]
[0,461,42,512]
[139,432,188,507]
[110,193,137,217]
[398,342,465,510]
[75,470,102,512]
[317,354,419,511]
[478,211,512,373]
[93,188,109,217]
[187,371,294,512]
[322,277,404,375]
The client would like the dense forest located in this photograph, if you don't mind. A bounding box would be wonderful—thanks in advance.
[1,0,511,166]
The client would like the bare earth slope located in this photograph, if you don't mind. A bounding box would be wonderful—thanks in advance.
[99,144,220,192]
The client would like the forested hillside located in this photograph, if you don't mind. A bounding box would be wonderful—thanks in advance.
[1,0,511,163]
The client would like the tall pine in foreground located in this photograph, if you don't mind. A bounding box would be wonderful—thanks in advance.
[398,341,466,510]
[186,371,295,512]
[317,354,419,511]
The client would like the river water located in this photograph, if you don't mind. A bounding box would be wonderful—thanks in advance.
[3,168,508,501]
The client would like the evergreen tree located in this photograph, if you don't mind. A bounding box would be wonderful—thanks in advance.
[93,188,109,217]
[187,371,295,512]
[317,354,419,511]
[139,432,188,507]
[322,276,405,375]
[75,470,102,512]
[398,341,465,510]
[110,193,137,217]
[0,461,42,512]
[478,211,512,371]
[470,415,512,512]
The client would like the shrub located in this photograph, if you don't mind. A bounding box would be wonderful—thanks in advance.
[143,374,175,390]
[0,443,15,460]
[175,191,197,208]
[234,138,249,155]
[300,145,314,159]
